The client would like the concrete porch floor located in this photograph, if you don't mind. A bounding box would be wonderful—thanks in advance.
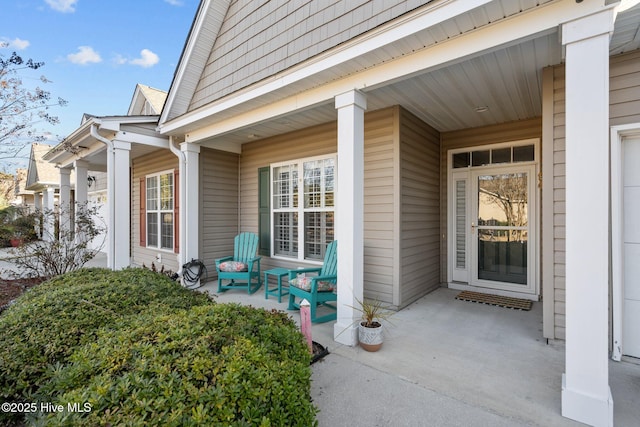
[201,281,640,427]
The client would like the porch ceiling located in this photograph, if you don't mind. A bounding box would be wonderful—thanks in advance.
[197,2,640,151]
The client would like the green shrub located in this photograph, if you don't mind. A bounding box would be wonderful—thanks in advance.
[0,268,212,419]
[35,304,316,426]
[0,268,317,426]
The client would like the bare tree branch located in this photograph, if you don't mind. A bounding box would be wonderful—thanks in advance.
[0,49,67,167]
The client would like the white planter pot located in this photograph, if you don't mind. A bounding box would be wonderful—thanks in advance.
[358,322,383,352]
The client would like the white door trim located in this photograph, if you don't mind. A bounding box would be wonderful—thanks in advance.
[447,139,540,299]
[611,122,640,361]
[470,164,537,295]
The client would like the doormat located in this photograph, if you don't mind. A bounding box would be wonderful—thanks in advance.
[455,291,532,311]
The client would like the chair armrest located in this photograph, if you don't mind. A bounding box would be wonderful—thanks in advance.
[313,274,336,283]
[247,256,261,270]
[288,267,322,280]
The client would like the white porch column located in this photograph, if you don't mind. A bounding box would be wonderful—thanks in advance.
[42,187,55,241]
[58,168,72,236]
[333,89,366,346]
[561,8,615,427]
[179,142,200,286]
[33,192,42,238]
[110,140,131,270]
[74,160,89,207]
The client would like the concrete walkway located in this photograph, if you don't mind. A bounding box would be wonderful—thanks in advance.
[201,281,640,427]
[3,251,637,426]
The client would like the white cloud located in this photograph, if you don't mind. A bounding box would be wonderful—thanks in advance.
[112,54,127,65]
[164,0,184,5]
[129,49,159,68]
[0,37,30,50]
[67,46,101,65]
[45,0,78,13]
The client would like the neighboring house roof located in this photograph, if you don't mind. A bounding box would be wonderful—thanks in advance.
[128,84,168,116]
[25,143,60,192]
[13,168,33,197]
[45,83,168,169]
[162,0,436,123]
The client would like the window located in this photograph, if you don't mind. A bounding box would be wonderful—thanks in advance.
[452,144,536,168]
[146,171,174,250]
[271,155,335,261]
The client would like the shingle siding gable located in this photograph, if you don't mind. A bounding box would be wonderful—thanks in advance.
[189,0,432,111]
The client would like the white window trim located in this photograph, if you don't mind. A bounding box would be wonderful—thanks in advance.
[145,170,175,252]
[270,153,337,263]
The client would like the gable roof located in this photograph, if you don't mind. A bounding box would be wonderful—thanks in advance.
[160,0,434,124]
[158,0,640,145]
[161,0,230,124]
[127,84,168,115]
[13,168,32,197]
[25,143,59,191]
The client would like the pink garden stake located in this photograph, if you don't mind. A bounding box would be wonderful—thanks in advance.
[300,299,312,352]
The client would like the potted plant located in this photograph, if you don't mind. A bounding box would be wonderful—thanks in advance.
[0,225,22,247]
[353,298,394,352]
[9,230,23,247]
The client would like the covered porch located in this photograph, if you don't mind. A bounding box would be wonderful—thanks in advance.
[154,1,640,424]
[202,283,640,426]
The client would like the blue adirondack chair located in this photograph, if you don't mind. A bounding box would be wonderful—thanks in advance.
[288,240,337,323]
[215,232,262,294]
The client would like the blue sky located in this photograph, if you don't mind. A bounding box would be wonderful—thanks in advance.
[2,0,199,167]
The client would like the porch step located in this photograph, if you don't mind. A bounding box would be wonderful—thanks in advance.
[454,291,532,311]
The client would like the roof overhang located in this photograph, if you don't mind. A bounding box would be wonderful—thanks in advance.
[160,0,231,125]
[44,115,169,170]
[24,182,59,192]
[157,0,638,153]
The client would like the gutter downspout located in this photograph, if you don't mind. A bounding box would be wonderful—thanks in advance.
[169,136,186,273]
[90,122,116,270]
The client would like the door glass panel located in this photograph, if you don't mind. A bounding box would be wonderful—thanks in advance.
[513,145,535,162]
[478,230,528,285]
[453,152,470,168]
[455,180,466,269]
[478,173,528,227]
[491,148,511,164]
[477,172,528,285]
[472,150,490,167]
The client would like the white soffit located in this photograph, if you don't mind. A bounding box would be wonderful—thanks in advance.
[167,0,638,147]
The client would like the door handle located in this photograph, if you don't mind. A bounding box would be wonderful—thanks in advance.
[471,222,476,234]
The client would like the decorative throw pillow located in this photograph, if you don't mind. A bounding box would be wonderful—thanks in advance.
[218,261,248,272]
[290,275,335,292]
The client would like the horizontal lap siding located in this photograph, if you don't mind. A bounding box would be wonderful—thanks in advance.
[363,109,396,304]
[610,50,640,126]
[200,148,239,273]
[552,65,566,340]
[239,108,397,303]
[550,50,640,340]
[399,107,441,307]
[240,120,338,274]
[132,150,179,272]
[440,118,542,285]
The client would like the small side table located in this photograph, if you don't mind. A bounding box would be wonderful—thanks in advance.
[264,267,290,303]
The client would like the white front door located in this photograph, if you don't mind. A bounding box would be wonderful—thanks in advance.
[449,142,538,298]
[471,165,536,294]
[623,134,640,358]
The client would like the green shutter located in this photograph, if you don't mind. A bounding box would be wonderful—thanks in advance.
[258,167,270,256]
